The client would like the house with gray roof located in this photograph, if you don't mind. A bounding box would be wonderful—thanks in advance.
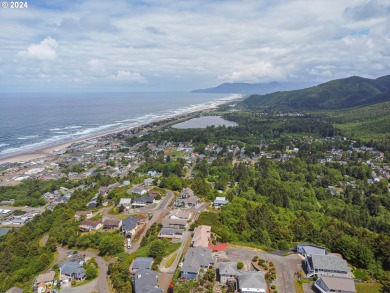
[132,195,154,208]
[297,243,327,257]
[133,269,163,293]
[158,227,184,239]
[59,261,85,282]
[122,216,139,237]
[213,197,229,208]
[180,247,215,280]
[219,262,242,284]
[314,276,356,293]
[238,271,267,293]
[305,254,350,278]
[131,257,154,272]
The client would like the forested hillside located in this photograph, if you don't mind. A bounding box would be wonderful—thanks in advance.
[242,75,390,110]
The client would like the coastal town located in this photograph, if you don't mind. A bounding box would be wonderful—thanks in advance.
[1,109,389,293]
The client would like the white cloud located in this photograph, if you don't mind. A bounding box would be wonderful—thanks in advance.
[88,59,105,73]
[115,70,146,83]
[17,37,58,61]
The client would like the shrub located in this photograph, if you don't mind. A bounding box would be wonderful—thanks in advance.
[237,262,244,269]
[271,285,276,289]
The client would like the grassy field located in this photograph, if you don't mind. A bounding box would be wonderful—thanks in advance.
[356,283,382,293]
[165,252,177,268]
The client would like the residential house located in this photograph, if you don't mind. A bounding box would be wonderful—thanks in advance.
[169,209,192,220]
[74,210,93,220]
[133,269,163,293]
[191,225,211,248]
[132,196,154,208]
[238,271,267,293]
[59,261,85,282]
[79,220,103,232]
[219,262,242,284]
[180,187,194,198]
[122,216,140,237]
[143,178,154,186]
[213,197,229,208]
[174,196,199,208]
[297,244,327,257]
[132,187,148,195]
[180,247,215,280]
[103,219,122,230]
[37,282,46,293]
[131,257,154,273]
[305,254,350,278]
[35,270,55,286]
[314,276,356,293]
[118,198,132,209]
[158,227,184,239]
[162,217,188,229]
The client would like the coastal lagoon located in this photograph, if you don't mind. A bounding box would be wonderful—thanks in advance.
[172,116,238,129]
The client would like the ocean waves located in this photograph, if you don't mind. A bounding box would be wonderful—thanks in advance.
[0,93,243,158]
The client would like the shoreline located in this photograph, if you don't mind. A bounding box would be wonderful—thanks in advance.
[0,96,242,165]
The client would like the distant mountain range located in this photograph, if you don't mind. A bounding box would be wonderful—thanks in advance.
[241,75,390,110]
[191,81,318,94]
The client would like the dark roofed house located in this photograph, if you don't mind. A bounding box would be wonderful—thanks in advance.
[297,243,327,257]
[305,254,350,278]
[132,196,154,208]
[131,257,154,272]
[122,216,140,237]
[59,261,85,282]
[314,276,356,293]
[180,247,215,280]
[133,269,163,293]
[158,227,184,239]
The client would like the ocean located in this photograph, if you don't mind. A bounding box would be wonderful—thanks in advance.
[0,92,239,158]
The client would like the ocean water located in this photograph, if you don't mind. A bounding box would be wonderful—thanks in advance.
[0,92,239,158]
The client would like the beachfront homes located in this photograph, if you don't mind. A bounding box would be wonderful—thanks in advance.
[132,195,154,208]
[180,247,215,280]
[314,276,356,293]
[191,225,211,248]
[158,227,184,239]
[79,220,103,232]
[297,243,327,257]
[103,219,122,230]
[122,216,140,237]
[59,261,85,282]
[213,197,229,208]
[133,269,163,293]
[131,257,154,273]
[305,254,350,278]
[74,210,93,220]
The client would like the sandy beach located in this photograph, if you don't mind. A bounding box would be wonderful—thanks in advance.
[0,96,242,165]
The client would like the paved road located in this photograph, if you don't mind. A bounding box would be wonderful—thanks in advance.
[225,247,302,293]
[128,190,174,254]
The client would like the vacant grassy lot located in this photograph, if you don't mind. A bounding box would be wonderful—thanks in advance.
[356,283,381,293]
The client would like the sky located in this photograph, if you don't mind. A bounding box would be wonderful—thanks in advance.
[0,0,389,92]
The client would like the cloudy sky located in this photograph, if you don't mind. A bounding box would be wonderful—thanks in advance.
[0,0,389,92]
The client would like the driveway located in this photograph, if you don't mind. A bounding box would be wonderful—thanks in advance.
[225,247,302,293]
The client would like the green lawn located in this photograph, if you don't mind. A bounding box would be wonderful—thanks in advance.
[165,252,177,268]
[356,283,382,293]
